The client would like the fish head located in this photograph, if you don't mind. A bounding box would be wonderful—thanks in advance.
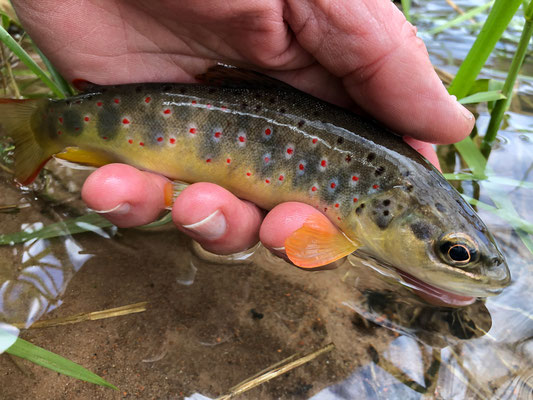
[355,183,510,299]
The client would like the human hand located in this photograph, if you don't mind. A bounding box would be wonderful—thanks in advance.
[13,0,475,259]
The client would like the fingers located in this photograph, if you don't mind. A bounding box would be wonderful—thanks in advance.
[286,0,475,143]
[172,183,264,255]
[81,164,170,227]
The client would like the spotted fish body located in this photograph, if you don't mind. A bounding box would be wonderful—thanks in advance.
[0,67,510,301]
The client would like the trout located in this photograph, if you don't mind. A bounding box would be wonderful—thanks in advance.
[0,66,510,305]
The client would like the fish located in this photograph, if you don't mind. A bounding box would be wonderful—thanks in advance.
[0,65,510,305]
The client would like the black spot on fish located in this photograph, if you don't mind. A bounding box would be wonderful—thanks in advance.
[405,183,414,192]
[383,199,390,207]
[366,152,376,162]
[435,202,446,212]
[135,86,143,93]
[355,203,365,215]
[337,137,344,145]
[375,166,385,176]
[410,221,433,240]
[97,106,120,140]
[63,109,83,136]
[298,120,305,128]
[254,105,262,112]
[403,170,411,177]
[241,102,248,109]
[345,155,352,163]
[279,107,286,113]
[383,210,389,216]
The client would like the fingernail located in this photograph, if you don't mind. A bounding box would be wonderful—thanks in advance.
[452,95,474,121]
[182,209,227,240]
[92,202,131,215]
[272,246,285,252]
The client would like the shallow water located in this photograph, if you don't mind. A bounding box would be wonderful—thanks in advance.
[0,1,532,399]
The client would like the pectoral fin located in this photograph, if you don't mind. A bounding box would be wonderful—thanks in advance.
[284,214,359,268]
[54,147,115,167]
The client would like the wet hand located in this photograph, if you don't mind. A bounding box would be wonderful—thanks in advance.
[14,0,475,260]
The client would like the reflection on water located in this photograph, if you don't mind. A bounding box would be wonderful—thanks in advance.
[0,0,532,398]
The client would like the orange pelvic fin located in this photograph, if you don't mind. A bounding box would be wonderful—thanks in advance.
[285,213,359,268]
[55,147,115,167]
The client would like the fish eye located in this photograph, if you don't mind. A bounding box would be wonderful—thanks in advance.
[437,234,479,267]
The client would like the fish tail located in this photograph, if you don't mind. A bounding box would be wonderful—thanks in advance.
[0,98,52,185]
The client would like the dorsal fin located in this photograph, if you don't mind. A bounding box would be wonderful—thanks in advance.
[195,64,293,90]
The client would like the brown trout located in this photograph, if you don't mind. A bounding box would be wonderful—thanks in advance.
[0,66,510,303]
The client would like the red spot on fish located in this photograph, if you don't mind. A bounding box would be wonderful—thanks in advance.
[265,128,271,135]
[335,203,340,208]
[352,176,359,181]
[265,179,270,184]
[299,163,305,170]
[128,139,133,144]
[337,217,341,221]
[321,160,327,167]
[75,100,81,105]
[163,109,171,114]
[239,136,246,142]
[246,172,251,176]
[286,148,293,155]
[139,142,145,146]
[279,175,284,181]
[57,130,62,135]
[311,186,317,192]
[84,117,90,122]
[330,182,336,189]
[373,184,379,189]
[102,136,108,140]
[345,155,352,163]
[207,104,212,108]
[96,101,103,107]
[169,138,176,144]
[157,137,163,142]
[353,197,358,202]
[145,97,151,103]
[114,98,120,104]
[214,131,222,138]
[324,207,328,212]
[192,100,197,104]
[221,106,227,110]
[58,117,63,124]
[122,118,130,124]
[226,158,231,164]
[264,157,270,163]
[312,138,318,144]
[75,127,80,131]
[189,128,196,134]
[206,158,211,163]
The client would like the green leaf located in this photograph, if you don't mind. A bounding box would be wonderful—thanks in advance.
[444,173,533,189]
[5,336,117,389]
[0,24,66,98]
[0,213,113,245]
[401,0,411,22]
[34,46,74,97]
[453,137,488,179]
[428,0,495,35]
[448,0,523,99]
[458,90,506,104]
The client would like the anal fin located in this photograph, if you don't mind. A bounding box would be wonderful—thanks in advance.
[285,213,359,268]
[54,147,115,167]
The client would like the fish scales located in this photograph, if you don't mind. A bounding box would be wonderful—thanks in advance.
[0,66,510,302]
[42,84,406,227]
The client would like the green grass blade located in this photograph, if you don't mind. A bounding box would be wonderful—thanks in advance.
[481,0,533,156]
[461,195,533,234]
[0,213,113,245]
[6,336,117,389]
[458,90,506,104]
[452,137,488,178]
[428,0,495,35]
[448,0,523,99]
[0,24,65,98]
[34,46,74,97]
[443,173,533,189]
[401,0,411,22]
